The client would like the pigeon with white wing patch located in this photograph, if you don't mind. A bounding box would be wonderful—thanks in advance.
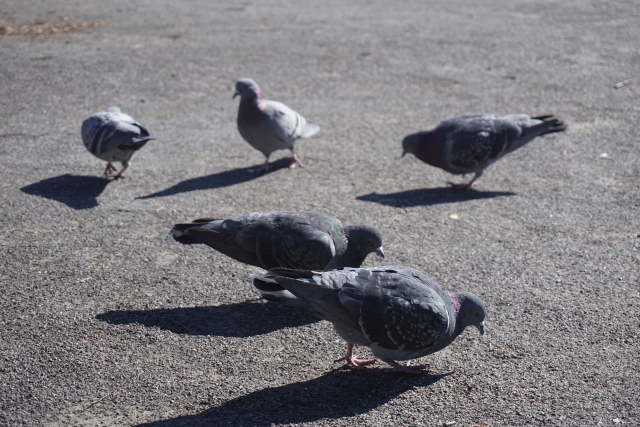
[81,107,153,178]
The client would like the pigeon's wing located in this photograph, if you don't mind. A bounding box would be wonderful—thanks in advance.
[274,269,362,330]
[81,113,114,156]
[265,228,335,270]
[100,115,152,153]
[339,268,450,351]
[263,100,308,143]
[442,114,521,170]
[82,111,151,156]
[252,211,339,270]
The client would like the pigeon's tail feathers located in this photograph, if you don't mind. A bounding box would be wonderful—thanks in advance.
[529,115,568,135]
[172,222,263,268]
[170,223,202,244]
[251,273,278,284]
[170,219,224,244]
[300,123,320,139]
[118,136,155,152]
[275,277,337,305]
[268,268,318,279]
[507,115,567,153]
[133,136,155,144]
[252,275,308,307]
[274,276,357,328]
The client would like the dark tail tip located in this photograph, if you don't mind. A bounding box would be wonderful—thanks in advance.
[171,223,201,244]
[532,115,568,134]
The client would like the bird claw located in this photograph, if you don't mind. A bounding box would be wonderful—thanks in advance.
[104,163,117,176]
[451,181,475,190]
[290,153,305,168]
[335,355,376,369]
[249,163,271,173]
[450,173,479,190]
[107,171,125,179]
[335,344,376,369]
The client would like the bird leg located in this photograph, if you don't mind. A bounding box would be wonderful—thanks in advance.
[452,172,481,190]
[249,159,272,173]
[335,343,376,369]
[104,162,117,177]
[107,164,128,179]
[289,153,305,169]
[383,360,427,374]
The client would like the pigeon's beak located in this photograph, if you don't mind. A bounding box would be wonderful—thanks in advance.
[476,321,485,336]
[232,90,240,99]
[401,149,407,158]
[375,246,385,258]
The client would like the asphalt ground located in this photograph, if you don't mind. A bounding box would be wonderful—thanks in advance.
[1,0,639,426]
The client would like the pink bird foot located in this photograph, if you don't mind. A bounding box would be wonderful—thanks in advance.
[452,173,480,190]
[107,165,127,179]
[335,344,376,369]
[249,161,272,173]
[104,162,117,177]
[289,153,305,169]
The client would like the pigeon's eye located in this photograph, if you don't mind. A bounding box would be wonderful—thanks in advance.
[365,239,372,244]
[474,311,481,317]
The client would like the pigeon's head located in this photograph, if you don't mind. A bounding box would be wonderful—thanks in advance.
[105,106,122,114]
[401,132,421,158]
[401,131,440,165]
[233,78,260,100]
[345,225,385,260]
[451,292,486,335]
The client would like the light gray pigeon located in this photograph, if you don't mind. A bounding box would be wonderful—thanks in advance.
[81,106,153,178]
[171,211,384,306]
[233,78,320,172]
[402,114,567,189]
[253,266,486,373]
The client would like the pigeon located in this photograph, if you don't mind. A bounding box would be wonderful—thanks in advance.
[253,266,486,373]
[81,107,153,178]
[171,211,384,306]
[402,114,567,189]
[233,78,320,172]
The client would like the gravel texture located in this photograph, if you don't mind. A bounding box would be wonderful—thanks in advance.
[1,0,639,426]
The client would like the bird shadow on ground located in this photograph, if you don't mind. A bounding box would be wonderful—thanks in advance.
[357,187,515,207]
[136,368,450,426]
[20,174,111,210]
[137,158,290,199]
[96,300,320,338]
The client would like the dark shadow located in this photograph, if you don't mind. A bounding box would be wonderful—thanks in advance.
[20,174,111,210]
[96,300,320,338]
[136,369,450,426]
[137,158,290,199]
[357,187,514,207]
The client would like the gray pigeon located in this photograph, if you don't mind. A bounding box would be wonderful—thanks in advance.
[402,114,567,189]
[81,107,153,178]
[171,211,384,305]
[233,78,320,172]
[254,266,486,373]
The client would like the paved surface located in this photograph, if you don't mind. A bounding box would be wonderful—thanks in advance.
[1,0,639,425]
